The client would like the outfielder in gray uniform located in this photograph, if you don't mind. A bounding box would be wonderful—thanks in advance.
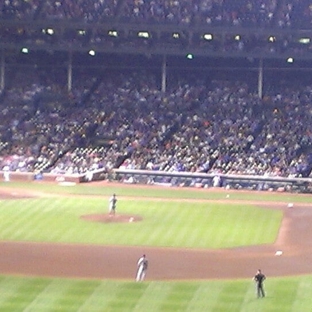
[136,254,148,282]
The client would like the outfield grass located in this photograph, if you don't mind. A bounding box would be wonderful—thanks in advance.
[0,275,312,312]
[0,181,311,311]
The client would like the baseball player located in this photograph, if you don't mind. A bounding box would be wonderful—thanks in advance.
[136,254,148,282]
[253,269,266,298]
[108,193,117,215]
[3,165,10,182]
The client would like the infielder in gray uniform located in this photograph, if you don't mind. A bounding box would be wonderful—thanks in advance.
[136,254,148,282]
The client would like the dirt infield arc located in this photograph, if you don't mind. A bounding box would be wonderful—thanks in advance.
[0,188,312,281]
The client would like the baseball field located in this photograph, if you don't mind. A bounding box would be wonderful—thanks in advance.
[0,180,312,311]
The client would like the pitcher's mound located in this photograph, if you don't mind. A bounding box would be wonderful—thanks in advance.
[81,214,142,223]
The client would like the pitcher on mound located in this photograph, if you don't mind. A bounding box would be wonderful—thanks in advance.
[108,194,117,215]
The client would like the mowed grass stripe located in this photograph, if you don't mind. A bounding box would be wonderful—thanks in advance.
[131,282,173,312]
[0,198,65,241]
[228,207,252,245]
[77,281,121,312]
[0,199,36,239]
[290,277,312,312]
[0,197,282,248]
[49,197,87,243]
[159,201,185,247]
[210,282,249,312]
[159,283,199,311]
[181,205,209,248]
[268,279,301,311]
[20,199,53,241]
[235,280,258,312]
[183,282,223,311]
[0,277,51,311]
[104,282,148,311]
[0,275,312,311]
[52,280,99,312]
[19,279,71,312]
[0,276,33,305]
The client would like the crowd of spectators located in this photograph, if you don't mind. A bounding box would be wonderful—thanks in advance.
[0,0,117,21]
[2,1,312,63]
[0,0,312,187]
[119,77,312,178]
[0,65,312,180]
[1,0,312,29]
[2,0,312,68]
[195,0,278,27]
[276,0,312,29]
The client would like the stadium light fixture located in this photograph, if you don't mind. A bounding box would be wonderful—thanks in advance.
[268,36,276,42]
[138,31,149,39]
[78,30,86,35]
[108,30,118,37]
[47,28,54,35]
[287,57,294,63]
[21,47,29,54]
[88,50,96,56]
[203,33,213,41]
[299,38,310,44]
[42,28,54,35]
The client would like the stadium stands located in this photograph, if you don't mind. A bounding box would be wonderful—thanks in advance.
[0,0,312,184]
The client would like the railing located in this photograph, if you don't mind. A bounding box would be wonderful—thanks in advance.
[1,168,312,193]
[113,169,312,193]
